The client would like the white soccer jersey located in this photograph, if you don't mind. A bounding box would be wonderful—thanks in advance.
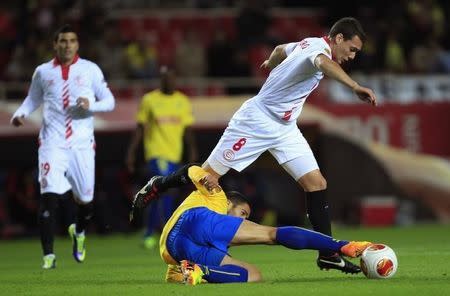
[251,37,332,123]
[11,55,115,148]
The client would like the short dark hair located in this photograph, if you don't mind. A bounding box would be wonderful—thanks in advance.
[226,191,251,207]
[53,24,77,42]
[329,17,366,43]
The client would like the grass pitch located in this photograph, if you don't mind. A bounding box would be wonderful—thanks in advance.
[1,224,449,296]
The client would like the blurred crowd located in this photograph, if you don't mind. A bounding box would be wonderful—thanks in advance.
[0,0,449,86]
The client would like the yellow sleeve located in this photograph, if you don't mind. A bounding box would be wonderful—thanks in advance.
[136,94,151,124]
[188,166,223,197]
[180,94,194,127]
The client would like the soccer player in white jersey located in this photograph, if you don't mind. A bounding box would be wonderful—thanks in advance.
[10,24,115,269]
[201,17,377,274]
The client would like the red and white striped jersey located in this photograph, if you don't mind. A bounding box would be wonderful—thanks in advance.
[251,37,332,124]
[12,55,115,148]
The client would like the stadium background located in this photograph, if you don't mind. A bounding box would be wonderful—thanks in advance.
[0,0,449,240]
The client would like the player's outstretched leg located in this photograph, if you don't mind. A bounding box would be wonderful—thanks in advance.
[130,164,195,221]
[276,226,369,274]
[232,221,371,274]
[180,260,254,285]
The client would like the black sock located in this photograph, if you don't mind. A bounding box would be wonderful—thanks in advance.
[39,193,58,255]
[305,190,334,257]
[76,202,93,234]
[153,163,195,192]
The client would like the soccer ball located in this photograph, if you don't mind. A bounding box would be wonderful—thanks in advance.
[360,244,398,279]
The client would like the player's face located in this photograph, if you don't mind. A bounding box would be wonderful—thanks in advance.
[53,32,79,64]
[227,202,251,219]
[161,70,176,91]
[334,34,362,64]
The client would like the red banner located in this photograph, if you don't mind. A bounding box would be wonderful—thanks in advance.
[315,102,450,157]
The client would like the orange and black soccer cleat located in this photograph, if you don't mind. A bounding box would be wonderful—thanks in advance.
[340,241,373,258]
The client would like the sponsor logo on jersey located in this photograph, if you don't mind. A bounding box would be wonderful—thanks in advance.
[223,149,235,161]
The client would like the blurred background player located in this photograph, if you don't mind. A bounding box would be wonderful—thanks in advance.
[126,66,197,249]
[132,164,372,284]
[201,17,377,274]
[10,24,115,269]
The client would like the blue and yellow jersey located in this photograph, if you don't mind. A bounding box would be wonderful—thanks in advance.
[136,89,194,163]
[159,166,228,265]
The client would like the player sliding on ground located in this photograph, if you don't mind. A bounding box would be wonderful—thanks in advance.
[131,165,373,284]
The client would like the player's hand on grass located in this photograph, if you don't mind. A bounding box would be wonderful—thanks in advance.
[353,84,377,106]
[11,116,25,127]
[76,97,90,110]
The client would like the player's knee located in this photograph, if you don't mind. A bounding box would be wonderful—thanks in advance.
[247,266,263,282]
[314,177,327,190]
[299,173,327,192]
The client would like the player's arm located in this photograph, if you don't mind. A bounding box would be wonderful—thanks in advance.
[126,123,144,173]
[82,64,115,112]
[188,166,221,196]
[260,43,291,70]
[314,54,377,106]
[11,69,44,126]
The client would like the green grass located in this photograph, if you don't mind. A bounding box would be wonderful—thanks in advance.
[1,224,449,296]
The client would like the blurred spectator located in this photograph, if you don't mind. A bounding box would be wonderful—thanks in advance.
[227,49,256,94]
[124,32,158,79]
[410,37,442,73]
[406,0,446,41]
[5,46,29,81]
[4,33,47,81]
[235,0,272,47]
[95,21,126,80]
[30,0,56,35]
[384,29,407,73]
[435,50,450,73]
[207,30,234,77]
[0,7,17,53]
[175,29,206,77]
[1,1,450,95]
[79,0,107,42]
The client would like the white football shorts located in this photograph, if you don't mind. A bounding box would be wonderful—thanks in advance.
[206,100,319,180]
[38,145,95,203]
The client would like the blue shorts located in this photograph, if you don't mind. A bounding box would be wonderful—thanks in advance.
[147,158,179,176]
[166,207,244,266]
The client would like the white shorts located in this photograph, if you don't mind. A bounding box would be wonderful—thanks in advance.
[207,100,319,180]
[38,145,95,203]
